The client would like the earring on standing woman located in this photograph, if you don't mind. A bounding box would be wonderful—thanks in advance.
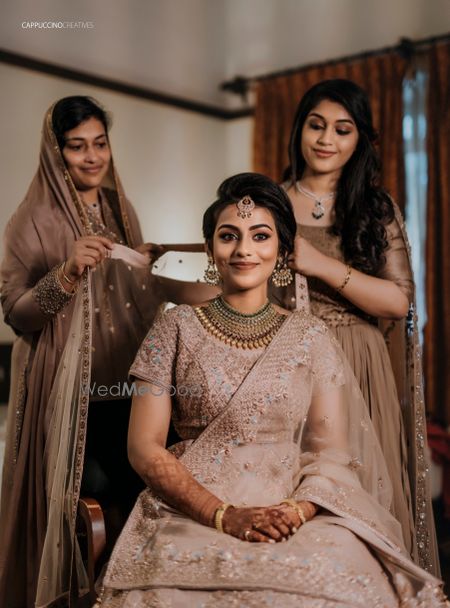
[271,256,293,287]
[204,257,221,286]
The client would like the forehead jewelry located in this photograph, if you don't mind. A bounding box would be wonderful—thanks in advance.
[236,195,255,219]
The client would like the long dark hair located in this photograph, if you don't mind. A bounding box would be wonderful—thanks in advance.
[203,172,297,259]
[52,96,111,150]
[285,79,394,275]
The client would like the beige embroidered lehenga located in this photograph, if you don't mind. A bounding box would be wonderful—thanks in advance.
[99,305,446,607]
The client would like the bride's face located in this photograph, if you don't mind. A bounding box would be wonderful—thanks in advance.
[210,203,279,292]
[61,117,111,191]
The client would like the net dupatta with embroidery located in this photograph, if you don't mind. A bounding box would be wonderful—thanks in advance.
[378,203,439,576]
[36,275,92,606]
[37,243,151,607]
[291,198,438,576]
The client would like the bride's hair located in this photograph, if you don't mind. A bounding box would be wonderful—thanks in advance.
[52,96,112,151]
[284,79,394,275]
[203,172,297,258]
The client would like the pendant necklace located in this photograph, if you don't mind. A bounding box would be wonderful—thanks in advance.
[295,182,335,220]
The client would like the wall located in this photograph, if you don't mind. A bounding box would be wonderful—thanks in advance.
[0,0,228,106]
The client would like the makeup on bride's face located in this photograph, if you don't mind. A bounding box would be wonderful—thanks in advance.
[210,204,279,291]
[62,117,111,192]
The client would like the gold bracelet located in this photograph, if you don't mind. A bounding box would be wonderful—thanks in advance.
[62,262,77,285]
[56,264,77,294]
[281,498,307,525]
[336,264,352,293]
[214,503,232,533]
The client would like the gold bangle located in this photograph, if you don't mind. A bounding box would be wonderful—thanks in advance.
[62,262,77,285]
[214,503,232,533]
[336,264,352,293]
[281,498,307,525]
[56,264,76,294]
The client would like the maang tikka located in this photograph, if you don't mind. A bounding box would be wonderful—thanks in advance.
[236,195,255,219]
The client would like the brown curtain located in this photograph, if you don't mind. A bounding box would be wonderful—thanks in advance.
[253,51,407,210]
[423,40,450,426]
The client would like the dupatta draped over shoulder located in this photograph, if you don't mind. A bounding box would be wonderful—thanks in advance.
[100,306,446,607]
[270,189,438,576]
[0,106,164,607]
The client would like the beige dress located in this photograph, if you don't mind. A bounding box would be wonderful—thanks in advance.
[99,305,445,607]
[271,218,418,564]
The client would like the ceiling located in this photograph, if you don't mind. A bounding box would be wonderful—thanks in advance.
[1,0,449,109]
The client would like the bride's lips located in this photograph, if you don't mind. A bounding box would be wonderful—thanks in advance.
[313,149,336,158]
[230,262,259,270]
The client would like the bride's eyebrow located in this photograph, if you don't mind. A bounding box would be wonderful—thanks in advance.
[217,224,273,231]
[248,224,273,231]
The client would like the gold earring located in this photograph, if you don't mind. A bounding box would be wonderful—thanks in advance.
[271,257,293,287]
[204,257,221,286]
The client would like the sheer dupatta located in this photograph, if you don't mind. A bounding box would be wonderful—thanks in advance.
[378,203,439,575]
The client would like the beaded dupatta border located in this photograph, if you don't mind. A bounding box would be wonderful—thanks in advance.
[380,202,439,575]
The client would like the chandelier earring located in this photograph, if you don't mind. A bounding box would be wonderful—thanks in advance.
[271,256,293,287]
[204,257,221,286]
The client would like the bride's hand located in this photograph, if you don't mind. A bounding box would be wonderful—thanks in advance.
[221,505,297,543]
[135,243,166,264]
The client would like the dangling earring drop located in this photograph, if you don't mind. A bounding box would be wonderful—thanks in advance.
[271,256,293,287]
[204,257,221,286]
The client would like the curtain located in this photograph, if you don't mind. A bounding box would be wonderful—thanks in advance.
[253,51,407,210]
[423,40,450,426]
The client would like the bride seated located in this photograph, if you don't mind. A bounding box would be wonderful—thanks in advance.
[98,172,446,607]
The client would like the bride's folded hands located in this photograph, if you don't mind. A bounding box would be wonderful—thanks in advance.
[221,501,318,543]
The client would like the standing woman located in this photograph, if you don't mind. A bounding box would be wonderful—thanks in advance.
[270,79,438,575]
[0,96,215,608]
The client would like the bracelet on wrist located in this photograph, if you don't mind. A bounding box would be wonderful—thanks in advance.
[281,498,307,525]
[57,263,77,294]
[62,261,77,285]
[214,503,233,533]
[336,264,352,293]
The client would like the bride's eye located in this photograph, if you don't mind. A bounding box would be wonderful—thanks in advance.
[253,233,270,241]
[219,232,238,241]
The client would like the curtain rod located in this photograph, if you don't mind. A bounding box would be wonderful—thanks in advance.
[220,32,450,98]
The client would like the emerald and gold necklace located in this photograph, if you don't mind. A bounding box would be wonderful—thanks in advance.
[194,295,285,349]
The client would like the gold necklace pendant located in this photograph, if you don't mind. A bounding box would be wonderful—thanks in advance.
[194,296,285,349]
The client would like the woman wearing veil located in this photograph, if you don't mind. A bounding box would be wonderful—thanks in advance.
[98,173,446,607]
[0,96,216,608]
[270,79,438,575]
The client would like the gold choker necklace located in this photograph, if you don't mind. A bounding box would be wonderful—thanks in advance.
[194,296,285,349]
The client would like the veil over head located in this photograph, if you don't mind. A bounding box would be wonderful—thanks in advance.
[0,101,164,607]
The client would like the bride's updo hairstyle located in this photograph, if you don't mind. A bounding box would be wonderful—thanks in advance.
[203,172,297,259]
